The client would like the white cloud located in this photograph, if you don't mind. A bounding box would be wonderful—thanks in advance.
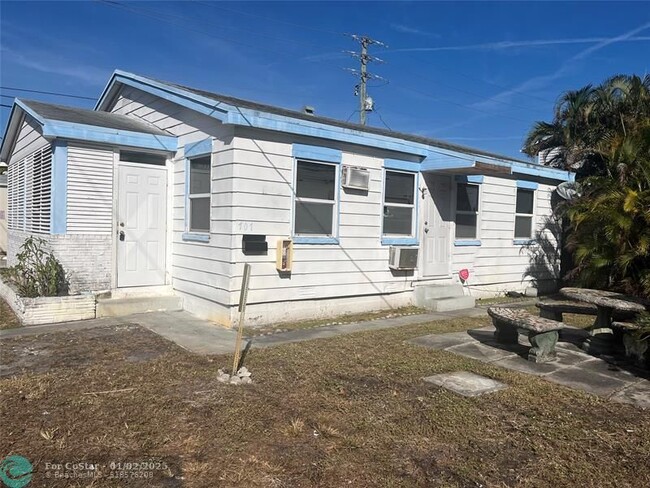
[1,47,109,86]
[388,35,650,53]
[390,23,440,38]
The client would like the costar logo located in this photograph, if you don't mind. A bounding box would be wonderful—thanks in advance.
[0,455,32,488]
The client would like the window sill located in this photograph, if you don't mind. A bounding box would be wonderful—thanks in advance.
[454,239,481,247]
[182,232,210,243]
[381,237,418,246]
[513,238,535,246]
[293,236,339,245]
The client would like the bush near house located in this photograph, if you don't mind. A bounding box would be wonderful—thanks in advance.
[523,74,650,298]
[0,237,68,297]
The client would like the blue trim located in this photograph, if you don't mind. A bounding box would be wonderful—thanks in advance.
[384,158,420,172]
[293,236,339,245]
[96,71,429,157]
[516,180,539,190]
[381,237,418,246]
[93,71,578,183]
[50,141,67,234]
[454,239,482,247]
[292,144,342,164]
[455,175,484,184]
[513,239,536,246]
[185,138,212,158]
[42,121,177,151]
[184,159,190,232]
[15,100,47,125]
[512,164,574,182]
[182,232,210,243]
[104,74,229,121]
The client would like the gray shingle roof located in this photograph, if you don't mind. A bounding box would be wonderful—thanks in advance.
[21,99,169,136]
[167,81,532,165]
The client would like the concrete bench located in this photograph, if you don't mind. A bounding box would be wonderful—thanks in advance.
[488,307,566,363]
[612,321,648,367]
[535,300,597,321]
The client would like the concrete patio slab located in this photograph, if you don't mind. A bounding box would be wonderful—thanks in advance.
[423,371,508,397]
[409,324,650,408]
[491,355,562,376]
[446,341,521,362]
[544,367,632,397]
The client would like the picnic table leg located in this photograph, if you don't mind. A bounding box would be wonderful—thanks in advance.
[581,306,614,355]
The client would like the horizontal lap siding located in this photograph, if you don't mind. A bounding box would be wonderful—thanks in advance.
[452,177,559,290]
[67,144,114,234]
[110,87,235,307]
[11,118,49,164]
[231,132,413,306]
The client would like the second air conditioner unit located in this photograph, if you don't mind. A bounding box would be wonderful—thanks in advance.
[342,165,370,191]
[388,246,418,270]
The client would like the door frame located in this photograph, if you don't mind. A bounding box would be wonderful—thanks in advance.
[420,173,453,279]
[113,157,170,289]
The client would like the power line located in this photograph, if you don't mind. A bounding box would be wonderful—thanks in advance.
[1,104,13,109]
[0,86,96,101]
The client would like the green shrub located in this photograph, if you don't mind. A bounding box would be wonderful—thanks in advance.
[2,237,68,297]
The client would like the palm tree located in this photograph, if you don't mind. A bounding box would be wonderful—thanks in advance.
[523,74,650,297]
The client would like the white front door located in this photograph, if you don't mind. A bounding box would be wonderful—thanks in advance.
[117,163,167,288]
[422,174,452,277]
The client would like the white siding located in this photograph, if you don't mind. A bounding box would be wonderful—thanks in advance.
[451,177,559,295]
[108,86,235,319]
[67,143,114,234]
[9,117,49,165]
[228,128,417,317]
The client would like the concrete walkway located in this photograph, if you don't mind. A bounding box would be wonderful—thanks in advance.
[1,308,487,355]
[408,325,650,409]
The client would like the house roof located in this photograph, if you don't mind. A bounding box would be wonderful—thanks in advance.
[19,99,169,137]
[0,98,178,161]
[169,80,533,166]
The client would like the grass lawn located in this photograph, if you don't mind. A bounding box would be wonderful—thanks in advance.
[0,298,21,330]
[1,313,648,487]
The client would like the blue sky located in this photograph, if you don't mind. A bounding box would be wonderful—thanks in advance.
[1,1,648,159]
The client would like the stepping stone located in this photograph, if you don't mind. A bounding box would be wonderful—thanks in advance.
[423,371,507,397]
[407,331,473,350]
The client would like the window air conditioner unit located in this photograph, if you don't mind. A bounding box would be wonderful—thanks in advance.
[388,246,418,270]
[342,165,370,191]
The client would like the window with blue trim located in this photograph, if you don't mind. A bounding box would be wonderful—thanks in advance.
[188,156,210,233]
[383,170,416,237]
[294,160,337,236]
[515,188,535,238]
[455,182,479,239]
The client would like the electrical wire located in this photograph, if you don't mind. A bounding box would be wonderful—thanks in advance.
[0,87,96,101]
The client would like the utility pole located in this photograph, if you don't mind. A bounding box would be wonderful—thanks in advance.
[345,35,387,125]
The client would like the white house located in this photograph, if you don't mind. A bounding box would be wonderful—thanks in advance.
[0,173,7,257]
[0,70,574,326]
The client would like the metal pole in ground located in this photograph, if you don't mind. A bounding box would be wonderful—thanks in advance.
[232,263,251,375]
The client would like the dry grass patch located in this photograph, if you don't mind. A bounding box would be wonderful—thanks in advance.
[1,316,649,487]
[0,297,21,330]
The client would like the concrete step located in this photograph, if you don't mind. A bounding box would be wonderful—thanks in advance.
[425,295,476,312]
[414,284,465,304]
[96,295,182,318]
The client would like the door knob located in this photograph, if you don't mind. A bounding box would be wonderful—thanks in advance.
[119,231,125,241]
[424,228,429,233]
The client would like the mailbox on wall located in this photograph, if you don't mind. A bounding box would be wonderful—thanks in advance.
[276,238,293,272]
[242,235,268,255]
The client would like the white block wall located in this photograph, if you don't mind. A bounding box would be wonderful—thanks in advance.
[9,231,112,293]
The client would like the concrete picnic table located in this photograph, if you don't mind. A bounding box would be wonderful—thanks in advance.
[559,287,647,354]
